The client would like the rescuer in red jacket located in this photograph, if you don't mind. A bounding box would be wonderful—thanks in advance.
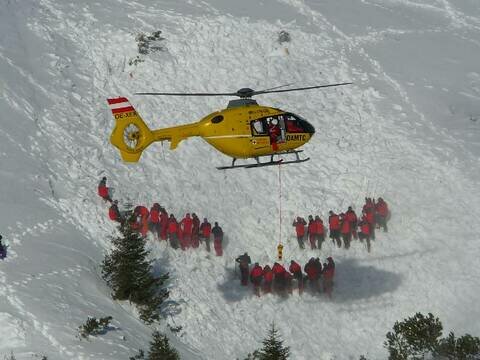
[108,200,122,223]
[292,217,307,249]
[149,203,161,237]
[307,215,317,249]
[329,211,341,248]
[314,216,325,249]
[200,218,212,252]
[250,263,264,296]
[272,262,287,293]
[340,213,351,249]
[97,177,112,202]
[289,260,304,294]
[180,213,193,250]
[364,208,376,240]
[375,197,389,232]
[358,216,372,252]
[262,265,274,293]
[322,257,335,298]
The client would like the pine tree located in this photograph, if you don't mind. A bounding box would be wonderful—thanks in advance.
[255,323,290,360]
[102,211,169,323]
[147,331,180,360]
[435,332,480,359]
[384,312,443,359]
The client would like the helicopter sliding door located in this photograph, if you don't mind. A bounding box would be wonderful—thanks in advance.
[250,115,286,151]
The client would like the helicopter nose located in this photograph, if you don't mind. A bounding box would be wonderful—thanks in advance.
[299,119,315,135]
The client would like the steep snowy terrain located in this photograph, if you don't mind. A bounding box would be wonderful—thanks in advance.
[1,0,479,359]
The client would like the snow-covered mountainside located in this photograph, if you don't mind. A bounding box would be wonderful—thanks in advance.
[1,0,479,359]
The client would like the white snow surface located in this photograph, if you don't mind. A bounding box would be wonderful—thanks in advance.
[1,0,480,359]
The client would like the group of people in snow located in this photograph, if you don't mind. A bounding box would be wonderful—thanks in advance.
[0,235,7,260]
[236,253,336,297]
[293,197,389,252]
[98,177,224,256]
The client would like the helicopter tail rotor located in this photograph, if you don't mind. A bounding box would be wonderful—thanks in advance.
[108,97,154,162]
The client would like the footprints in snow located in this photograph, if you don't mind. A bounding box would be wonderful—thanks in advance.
[10,264,84,287]
[7,218,64,246]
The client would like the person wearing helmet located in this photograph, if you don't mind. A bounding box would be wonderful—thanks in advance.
[268,117,281,151]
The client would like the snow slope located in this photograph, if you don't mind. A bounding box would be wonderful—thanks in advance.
[1,0,479,359]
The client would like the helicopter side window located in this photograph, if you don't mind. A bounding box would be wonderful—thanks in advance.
[251,119,267,135]
[285,115,306,133]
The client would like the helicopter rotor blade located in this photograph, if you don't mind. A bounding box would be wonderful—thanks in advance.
[258,83,296,92]
[252,82,353,96]
[135,91,238,96]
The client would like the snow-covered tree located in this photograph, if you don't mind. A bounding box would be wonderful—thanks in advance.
[102,212,169,323]
[254,323,290,360]
[147,331,180,360]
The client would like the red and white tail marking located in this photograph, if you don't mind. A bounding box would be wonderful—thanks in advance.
[107,97,135,114]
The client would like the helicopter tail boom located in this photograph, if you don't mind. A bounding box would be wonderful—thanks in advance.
[108,97,201,162]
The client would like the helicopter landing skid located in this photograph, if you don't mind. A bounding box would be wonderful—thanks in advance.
[216,151,310,170]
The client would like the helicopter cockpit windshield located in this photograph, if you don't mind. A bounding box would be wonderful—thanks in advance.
[250,113,315,138]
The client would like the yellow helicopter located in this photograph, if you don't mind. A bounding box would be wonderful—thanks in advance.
[108,83,351,169]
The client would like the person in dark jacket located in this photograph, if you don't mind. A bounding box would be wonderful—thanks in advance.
[304,258,320,291]
[307,215,317,249]
[236,253,251,286]
[0,235,6,259]
[191,213,200,248]
[212,222,223,256]
[345,206,358,239]
[167,214,179,249]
